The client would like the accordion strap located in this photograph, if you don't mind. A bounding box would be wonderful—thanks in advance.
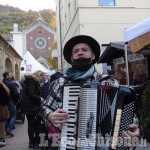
[97,74,114,83]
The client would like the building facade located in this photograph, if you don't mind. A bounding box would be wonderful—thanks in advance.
[22,17,56,69]
[5,16,56,70]
[56,0,150,73]
[0,35,22,80]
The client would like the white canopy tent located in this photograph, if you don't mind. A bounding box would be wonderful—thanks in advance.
[124,17,150,43]
[124,17,150,85]
[21,51,55,76]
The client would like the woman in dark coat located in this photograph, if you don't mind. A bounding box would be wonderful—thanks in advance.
[21,70,44,149]
[0,80,10,146]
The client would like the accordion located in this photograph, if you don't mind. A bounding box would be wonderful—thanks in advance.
[60,80,136,150]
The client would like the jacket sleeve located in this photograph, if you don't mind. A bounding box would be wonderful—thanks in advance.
[40,78,63,121]
[26,80,41,102]
[11,82,20,101]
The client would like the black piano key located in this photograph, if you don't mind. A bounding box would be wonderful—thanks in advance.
[69,104,76,106]
[68,109,76,111]
[67,131,75,134]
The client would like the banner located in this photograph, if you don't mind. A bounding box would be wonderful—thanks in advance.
[26,64,32,72]
[128,53,145,62]
[113,57,124,65]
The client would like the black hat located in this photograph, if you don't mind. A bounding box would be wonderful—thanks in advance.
[63,35,101,64]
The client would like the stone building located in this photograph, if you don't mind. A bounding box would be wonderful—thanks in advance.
[0,35,22,80]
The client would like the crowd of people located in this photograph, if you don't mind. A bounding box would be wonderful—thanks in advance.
[0,35,141,150]
[0,70,63,149]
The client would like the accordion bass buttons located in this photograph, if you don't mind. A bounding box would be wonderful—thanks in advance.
[111,109,122,149]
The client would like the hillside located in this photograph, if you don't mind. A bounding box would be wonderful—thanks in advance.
[0,4,56,34]
[0,4,24,12]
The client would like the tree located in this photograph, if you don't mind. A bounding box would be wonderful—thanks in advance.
[47,41,58,69]
[47,55,58,70]
[50,15,56,28]
[0,4,56,34]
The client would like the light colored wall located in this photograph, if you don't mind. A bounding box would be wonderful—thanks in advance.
[11,33,23,57]
[79,7,150,43]
[56,0,61,70]
[78,0,98,6]
[56,0,150,73]
[116,0,150,8]
[78,0,150,8]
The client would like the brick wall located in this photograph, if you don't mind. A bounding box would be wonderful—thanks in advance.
[26,27,54,59]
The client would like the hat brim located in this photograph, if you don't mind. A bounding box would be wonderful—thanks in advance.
[63,35,101,64]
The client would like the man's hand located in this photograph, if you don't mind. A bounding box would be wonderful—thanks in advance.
[40,97,44,102]
[48,109,69,128]
[40,83,44,87]
[122,124,140,147]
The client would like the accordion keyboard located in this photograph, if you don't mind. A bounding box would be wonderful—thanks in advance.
[60,85,81,150]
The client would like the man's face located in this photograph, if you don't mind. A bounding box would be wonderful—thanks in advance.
[8,73,11,79]
[42,74,47,82]
[71,43,95,62]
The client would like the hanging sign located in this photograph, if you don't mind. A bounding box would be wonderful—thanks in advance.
[26,64,32,72]
[128,53,145,62]
[113,57,124,64]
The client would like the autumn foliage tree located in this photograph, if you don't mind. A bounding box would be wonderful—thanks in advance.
[0,4,56,34]
[47,41,58,69]
[50,15,56,28]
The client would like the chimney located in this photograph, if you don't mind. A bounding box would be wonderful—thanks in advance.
[13,23,18,32]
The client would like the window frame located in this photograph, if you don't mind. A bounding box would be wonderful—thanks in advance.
[99,0,115,6]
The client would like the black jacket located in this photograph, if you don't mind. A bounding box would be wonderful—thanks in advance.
[21,74,41,115]
[2,78,19,105]
[0,84,9,105]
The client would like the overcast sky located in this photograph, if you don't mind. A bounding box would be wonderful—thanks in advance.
[0,0,56,11]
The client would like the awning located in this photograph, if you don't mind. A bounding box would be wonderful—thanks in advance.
[97,42,131,64]
[124,17,150,53]
[124,17,150,42]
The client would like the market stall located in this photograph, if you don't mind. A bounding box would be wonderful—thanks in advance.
[98,42,132,85]
[124,17,150,85]
[20,51,55,76]
[124,17,150,142]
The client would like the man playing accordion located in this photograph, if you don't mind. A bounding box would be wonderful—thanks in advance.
[41,35,140,149]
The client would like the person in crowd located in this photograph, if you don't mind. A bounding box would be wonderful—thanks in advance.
[21,70,44,149]
[42,72,64,149]
[49,72,64,92]
[132,60,147,86]
[0,80,10,147]
[47,75,51,82]
[10,74,22,102]
[2,71,19,137]
[50,72,64,83]
[40,73,50,100]
[40,35,140,149]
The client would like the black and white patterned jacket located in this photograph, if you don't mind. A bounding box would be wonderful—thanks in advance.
[40,71,117,121]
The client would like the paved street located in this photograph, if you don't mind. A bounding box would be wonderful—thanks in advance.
[1,118,29,150]
[1,117,150,150]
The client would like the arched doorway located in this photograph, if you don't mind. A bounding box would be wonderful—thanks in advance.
[15,64,20,81]
[5,57,13,73]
